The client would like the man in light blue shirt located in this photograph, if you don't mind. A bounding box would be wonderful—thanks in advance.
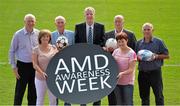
[51,16,74,46]
[51,16,74,106]
[9,14,39,105]
[9,27,39,69]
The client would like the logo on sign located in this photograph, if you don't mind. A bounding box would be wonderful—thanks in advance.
[46,43,118,104]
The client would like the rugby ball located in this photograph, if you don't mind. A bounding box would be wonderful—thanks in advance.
[105,38,118,49]
[137,49,154,61]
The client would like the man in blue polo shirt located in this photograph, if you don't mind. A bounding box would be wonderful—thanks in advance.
[51,16,74,46]
[51,15,74,106]
[136,23,169,105]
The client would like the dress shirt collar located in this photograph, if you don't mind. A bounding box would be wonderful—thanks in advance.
[23,27,35,35]
[114,28,123,34]
[142,36,154,43]
[58,30,66,36]
[86,22,94,29]
[114,28,123,37]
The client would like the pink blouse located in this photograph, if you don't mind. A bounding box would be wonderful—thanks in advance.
[112,48,137,85]
[33,45,57,80]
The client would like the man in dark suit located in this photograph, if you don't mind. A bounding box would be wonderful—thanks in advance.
[75,7,105,106]
[75,7,105,47]
[105,15,136,52]
[105,15,137,105]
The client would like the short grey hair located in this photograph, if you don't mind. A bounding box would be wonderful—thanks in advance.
[142,22,154,30]
[114,15,124,22]
[24,14,36,21]
[55,16,66,23]
[84,7,95,15]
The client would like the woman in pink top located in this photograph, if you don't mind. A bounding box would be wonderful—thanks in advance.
[32,29,57,105]
[112,32,137,105]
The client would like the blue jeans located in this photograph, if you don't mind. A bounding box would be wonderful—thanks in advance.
[115,85,134,105]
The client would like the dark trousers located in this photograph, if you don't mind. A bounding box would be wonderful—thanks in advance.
[138,69,164,105]
[116,85,134,105]
[58,100,100,106]
[14,60,37,105]
[57,100,100,106]
[64,102,71,106]
[56,99,71,106]
[80,100,101,106]
[108,88,118,105]
[93,101,101,106]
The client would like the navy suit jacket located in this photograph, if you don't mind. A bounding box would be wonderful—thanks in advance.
[105,29,137,51]
[75,22,105,47]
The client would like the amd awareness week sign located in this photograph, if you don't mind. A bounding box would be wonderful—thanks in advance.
[46,43,119,104]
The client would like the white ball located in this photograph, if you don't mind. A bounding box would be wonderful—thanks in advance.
[105,38,117,49]
[56,36,68,48]
[137,49,154,61]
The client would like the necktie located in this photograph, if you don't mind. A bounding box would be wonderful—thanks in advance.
[88,26,93,44]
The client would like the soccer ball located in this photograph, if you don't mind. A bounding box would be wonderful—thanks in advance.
[137,49,154,61]
[56,36,68,50]
[105,38,118,49]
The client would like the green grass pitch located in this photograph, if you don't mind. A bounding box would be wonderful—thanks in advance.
[0,0,180,105]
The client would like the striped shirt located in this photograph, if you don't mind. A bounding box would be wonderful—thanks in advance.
[9,28,39,68]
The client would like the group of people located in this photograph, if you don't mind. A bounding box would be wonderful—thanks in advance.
[9,6,169,106]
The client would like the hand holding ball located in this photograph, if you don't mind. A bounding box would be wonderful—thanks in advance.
[105,38,118,52]
[56,36,68,50]
[137,49,157,61]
